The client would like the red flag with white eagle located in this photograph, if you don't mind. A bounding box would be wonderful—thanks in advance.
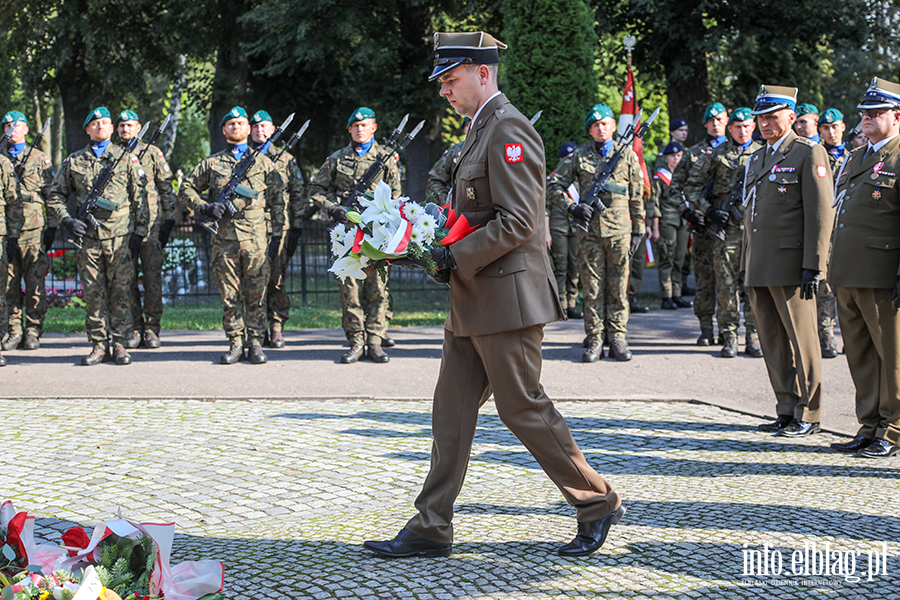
[618,68,651,191]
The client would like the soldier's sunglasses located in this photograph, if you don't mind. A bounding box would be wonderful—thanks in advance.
[858,108,896,119]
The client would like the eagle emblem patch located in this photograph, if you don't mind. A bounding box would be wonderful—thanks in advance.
[816,164,828,178]
[505,143,523,163]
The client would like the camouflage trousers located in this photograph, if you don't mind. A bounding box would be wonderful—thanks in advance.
[713,228,756,339]
[266,234,291,329]
[5,235,50,338]
[692,234,717,330]
[549,227,579,309]
[129,230,165,336]
[629,236,646,299]
[577,231,629,343]
[0,237,7,335]
[657,220,689,299]
[340,268,389,346]
[817,282,836,341]
[211,236,270,344]
[77,235,135,348]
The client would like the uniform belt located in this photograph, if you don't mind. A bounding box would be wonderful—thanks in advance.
[21,193,43,204]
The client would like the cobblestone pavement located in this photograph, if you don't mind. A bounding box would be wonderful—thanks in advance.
[5,398,899,599]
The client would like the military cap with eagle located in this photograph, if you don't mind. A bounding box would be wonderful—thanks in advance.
[857,77,900,110]
[751,85,798,116]
[429,31,507,81]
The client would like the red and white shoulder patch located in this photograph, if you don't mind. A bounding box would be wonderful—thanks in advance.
[130,156,139,163]
[505,143,523,163]
[157,151,164,159]
[816,164,827,178]
[43,159,51,166]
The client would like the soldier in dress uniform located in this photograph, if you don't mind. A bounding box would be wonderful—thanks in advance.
[425,117,470,202]
[308,107,402,364]
[546,141,582,319]
[816,107,847,359]
[115,110,177,350]
[794,104,820,143]
[179,106,284,365]
[0,150,22,366]
[743,85,834,437]
[547,103,645,362]
[828,77,900,458]
[653,141,692,310]
[249,110,311,348]
[677,102,729,345]
[1,111,54,352]
[47,107,149,366]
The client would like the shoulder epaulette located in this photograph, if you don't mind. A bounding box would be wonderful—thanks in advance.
[795,137,815,147]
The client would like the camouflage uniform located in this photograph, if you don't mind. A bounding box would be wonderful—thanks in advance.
[3,146,54,340]
[629,182,657,300]
[547,141,645,343]
[129,142,176,338]
[652,166,689,299]
[676,139,718,331]
[1,156,23,339]
[425,140,463,203]
[47,144,149,348]
[685,139,762,340]
[308,141,401,345]
[264,148,311,332]
[179,148,284,345]
[545,162,580,310]
[817,147,848,345]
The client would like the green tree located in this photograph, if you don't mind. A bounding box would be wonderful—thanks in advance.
[502,0,599,170]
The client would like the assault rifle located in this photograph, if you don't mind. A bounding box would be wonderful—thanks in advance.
[200,113,294,235]
[574,107,661,231]
[707,172,746,241]
[69,121,151,249]
[272,119,310,164]
[344,114,425,210]
[681,176,716,237]
[137,114,171,161]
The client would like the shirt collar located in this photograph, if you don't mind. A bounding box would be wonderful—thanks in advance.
[868,134,898,154]
[469,91,502,129]
[767,132,790,154]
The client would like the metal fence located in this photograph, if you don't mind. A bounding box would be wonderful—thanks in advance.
[44,220,450,308]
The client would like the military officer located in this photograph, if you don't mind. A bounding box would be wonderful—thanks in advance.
[677,102,729,345]
[179,106,284,365]
[653,141,692,309]
[1,111,54,352]
[425,117,470,202]
[115,110,177,350]
[547,103,645,362]
[0,151,22,366]
[546,141,582,318]
[816,107,847,359]
[794,104,820,143]
[47,107,148,366]
[249,110,311,348]
[743,85,835,436]
[308,106,401,364]
[365,30,623,560]
[685,107,763,358]
[828,77,900,458]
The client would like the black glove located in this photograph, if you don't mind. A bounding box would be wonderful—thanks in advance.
[200,202,226,220]
[800,268,820,300]
[706,206,729,228]
[891,276,900,309]
[327,205,349,225]
[568,203,593,223]
[159,219,175,248]
[629,233,643,258]
[62,216,88,238]
[285,227,302,258]
[430,269,451,286]
[42,227,57,251]
[129,233,143,259]
[6,237,19,262]
[267,236,281,262]
[430,245,456,271]
[682,208,705,228]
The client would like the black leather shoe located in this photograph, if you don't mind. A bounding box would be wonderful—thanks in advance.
[22,334,40,350]
[367,344,390,363]
[697,329,714,346]
[629,300,650,314]
[661,298,677,310]
[673,296,693,308]
[81,344,107,366]
[821,336,838,359]
[777,420,821,437]
[381,335,396,348]
[830,435,874,453]
[720,337,738,358]
[2,333,22,351]
[858,437,900,458]
[745,337,763,358]
[758,415,793,432]
[221,344,243,365]
[566,308,584,319]
[582,340,603,362]
[558,505,626,557]
[682,285,696,296]
[248,344,268,364]
[363,528,452,558]
[341,344,365,364]
[608,340,632,362]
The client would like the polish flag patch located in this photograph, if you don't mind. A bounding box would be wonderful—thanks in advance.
[505,143,523,163]
[816,164,827,178]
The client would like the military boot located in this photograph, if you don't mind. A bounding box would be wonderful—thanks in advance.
[720,337,738,358]
[821,336,838,359]
[608,340,633,362]
[0,350,5,367]
[341,341,365,364]
[367,344,390,364]
[582,340,604,362]
[696,329,715,346]
[2,333,22,351]
[661,298,677,310]
[221,343,244,365]
[745,336,763,358]
[248,343,268,364]
[123,330,141,349]
[673,296,693,308]
[23,334,40,350]
[113,344,132,365]
[81,344,107,366]
[381,335,396,348]
[270,325,285,348]
[143,330,161,349]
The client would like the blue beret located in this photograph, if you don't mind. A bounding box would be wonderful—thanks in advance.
[2,111,27,126]
[84,107,111,129]
[220,106,249,128]
[250,110,273,125]
[558,141,577,158]
[669,118,687,131]
[795,103,819,117]
[347,107,376,128]
[114,109,139,127]
[703,103,726,123]
[819,108,843,124]
[662,141,683,155]
[585,103,614,132]
[728,107,753,124]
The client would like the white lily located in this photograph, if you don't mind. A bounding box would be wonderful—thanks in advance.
[331,224,357,257]
[359,181,400,225]
[329,254,370,281]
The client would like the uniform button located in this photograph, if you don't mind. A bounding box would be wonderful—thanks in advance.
[887,244,891,248]
[498,268,504,275]
[753,228,758,233]
[841,209,846,214]
[753,213,758,217]
[850,183,855,188]
[839,223,844,228]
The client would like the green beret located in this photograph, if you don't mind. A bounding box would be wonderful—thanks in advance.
[795,103,819,116]
[347,107,376,128]
[728,107,754,124]
[584,103,614,132]
[250,110,273,125]
[819,108,843,125]
[703,102,726,123]
[114,109,140,127]
[83,106,111,129]
[220,106,249,128]
[2,111,27,126]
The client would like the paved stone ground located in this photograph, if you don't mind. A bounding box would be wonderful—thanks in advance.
[5,397,899,599]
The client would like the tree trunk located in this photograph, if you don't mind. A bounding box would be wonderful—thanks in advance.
[664,55,710,148]
[52,95,64,169]
[207,0,250,152]
[55,32,95,156]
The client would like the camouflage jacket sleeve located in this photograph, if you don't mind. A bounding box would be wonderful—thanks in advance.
[546,154,577,211]
[647,176,663,220]
[150,147,177,222]
[0,160,17,237]
[307,154,339,212]
[668,147,696,197]
[46,157,75,224]
[264,157,285,237]
[626,149,646,234]
[426,148,454,201]
[178,158,212,213]
[39,155,59,228]
[683,150,717,211]
[287,158,311,227]
[383,152,402,199]
[127,153,150,238]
